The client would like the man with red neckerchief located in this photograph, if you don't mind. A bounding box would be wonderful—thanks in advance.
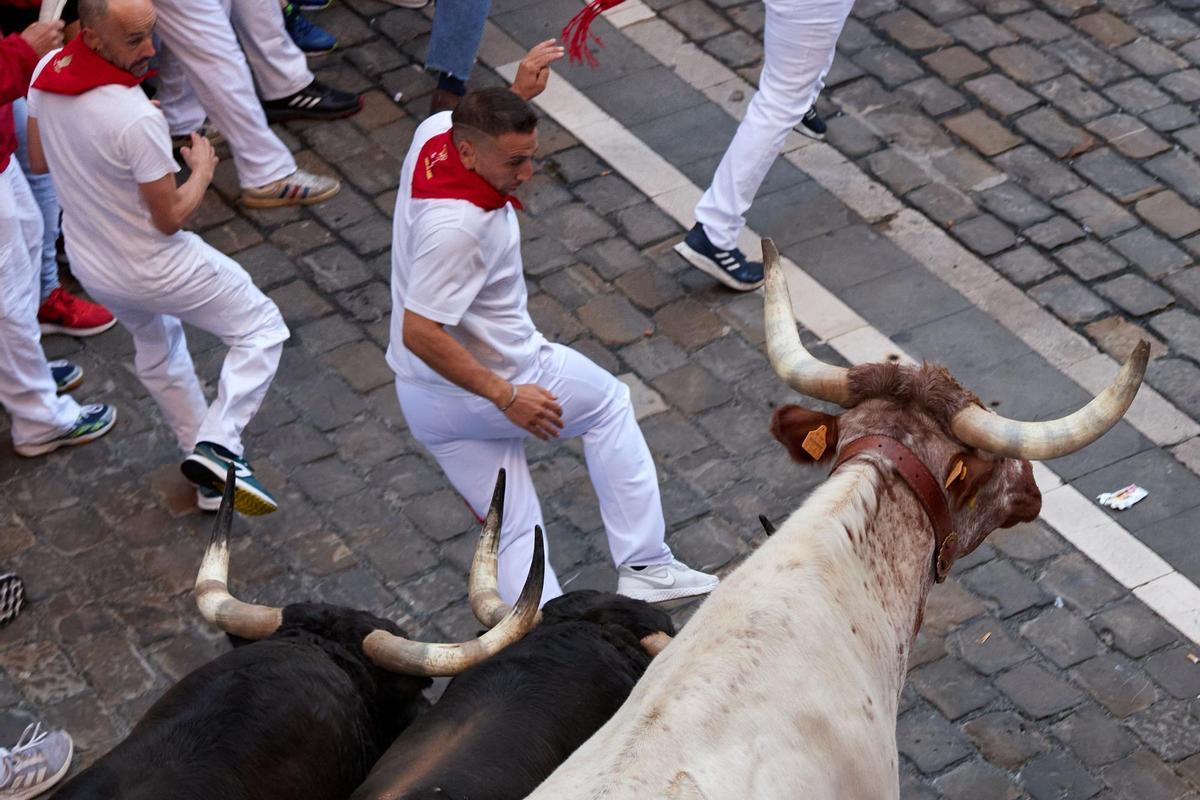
[388,42,719,607]
[25,0,288,515]
[0,12,117,458]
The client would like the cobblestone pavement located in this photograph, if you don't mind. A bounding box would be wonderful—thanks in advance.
[3,0,1200,797]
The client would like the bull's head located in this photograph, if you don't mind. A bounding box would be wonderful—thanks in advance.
[194,468,544,676]
[762,239,1148,572]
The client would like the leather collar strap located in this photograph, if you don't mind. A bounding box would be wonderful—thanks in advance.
[832,435,958,583]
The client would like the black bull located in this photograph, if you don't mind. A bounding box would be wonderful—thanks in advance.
[351,590,675,800]
[52,603,433,800]
[52,466,545,800]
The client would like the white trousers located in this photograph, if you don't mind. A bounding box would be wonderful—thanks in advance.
[694,0,853,250]
[82,245,289,456]
[0,161,80,448]
[396,344,673,605]
[153,0,298,188]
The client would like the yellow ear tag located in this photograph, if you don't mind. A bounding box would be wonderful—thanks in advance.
[802,425,828,460]
[944,460,966,489]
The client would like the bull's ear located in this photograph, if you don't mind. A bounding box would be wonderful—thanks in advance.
[770,404,840,464]
[944,451,994,509]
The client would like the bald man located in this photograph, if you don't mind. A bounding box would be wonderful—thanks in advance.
[26,0,288,515]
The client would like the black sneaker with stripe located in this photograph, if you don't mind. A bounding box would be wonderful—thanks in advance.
[674,223,764,291]
[262,79,362,122]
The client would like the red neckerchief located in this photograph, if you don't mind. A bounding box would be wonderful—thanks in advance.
[32,37,151,96]
[411,129,523,212]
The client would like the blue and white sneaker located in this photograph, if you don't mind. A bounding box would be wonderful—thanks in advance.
[14,403,117,457]
[49,360,83,394]
[284,3,337,54]
[798,107,827,140]
[181,441,279,516]
[674,223,764,291]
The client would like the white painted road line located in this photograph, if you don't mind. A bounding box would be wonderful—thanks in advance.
[482,39,1200,645]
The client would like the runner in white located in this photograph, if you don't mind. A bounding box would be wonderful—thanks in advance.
[0,16,116,458]
[675,0,854,291]
[388,43,719,605]
[26,0,288,514]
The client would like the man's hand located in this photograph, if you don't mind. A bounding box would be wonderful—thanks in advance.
[502,383,564,440]
[180,133,218,179]
[511,39,565,102]
[21,20,64,58]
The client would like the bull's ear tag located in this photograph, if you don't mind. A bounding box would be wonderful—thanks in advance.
[944,459,966,489]
[802,425,828,460]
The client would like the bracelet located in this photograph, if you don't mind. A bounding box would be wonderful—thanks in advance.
[498,383,518,412]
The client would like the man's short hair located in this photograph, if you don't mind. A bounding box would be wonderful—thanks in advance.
[78,0,107,27]
[452,88,538,140]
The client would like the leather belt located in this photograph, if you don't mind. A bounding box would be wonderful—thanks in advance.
[832,435,958,583]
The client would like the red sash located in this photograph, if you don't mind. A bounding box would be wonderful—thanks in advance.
[32,37,150,95]
[411,129,522,212]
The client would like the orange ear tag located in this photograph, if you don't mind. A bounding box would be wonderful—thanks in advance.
[944,460,966,489]
[802,425,828,460]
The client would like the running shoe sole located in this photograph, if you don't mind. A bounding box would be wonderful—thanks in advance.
[797,124,826,141]
[241,180,341,209]
[55,371,83,394]
[617,579,720,603]
[14,410,117,457]
[0,573,26,626]
[181,453,278,516]
[38,318,118,337]
[673,240,765,292]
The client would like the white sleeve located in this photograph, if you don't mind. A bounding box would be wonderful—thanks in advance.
[118,111,181,184]
[403,224,488,327]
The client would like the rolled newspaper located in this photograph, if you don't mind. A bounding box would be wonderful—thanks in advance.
[39,0,70,23]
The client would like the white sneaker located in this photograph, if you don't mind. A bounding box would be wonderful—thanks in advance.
[241,170,340,208]
[196,487,222,513]
[616,559,719,603]
[0,723,73,800]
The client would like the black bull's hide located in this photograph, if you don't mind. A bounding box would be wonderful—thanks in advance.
[350,590,674,800]
[51,603,431,800]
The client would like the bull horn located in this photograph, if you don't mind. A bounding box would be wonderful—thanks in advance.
[641,631,673,657]
[362,526,545,676]
[194,463,284,640]
[468,470,512,628]
[763,239,853,407]
[951,340,1149,460]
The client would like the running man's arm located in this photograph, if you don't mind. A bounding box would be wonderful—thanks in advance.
[510,39,564,101]
[24,114,47,173]
[403,311,564,440]
[139,133,217,235]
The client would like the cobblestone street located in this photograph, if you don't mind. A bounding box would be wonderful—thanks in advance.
[3,0,1200,796]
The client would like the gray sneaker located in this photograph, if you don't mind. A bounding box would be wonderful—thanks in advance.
[0,723,73,800]
[616,558,719,602]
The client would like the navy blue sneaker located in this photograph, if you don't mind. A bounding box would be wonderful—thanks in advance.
[181,441,279,516]
[674,223,764,291]
[14,403,117,457]
[49,360,83,394]
[799,107,827,140]
[284,4,337,54]
[293,0,331,8]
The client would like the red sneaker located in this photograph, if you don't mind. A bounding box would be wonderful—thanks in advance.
[38,287,117,337]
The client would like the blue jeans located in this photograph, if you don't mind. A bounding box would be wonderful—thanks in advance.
[426,0,491,81]
[11,98,60,302]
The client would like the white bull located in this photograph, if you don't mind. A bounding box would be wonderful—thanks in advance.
[524,240,1148,799]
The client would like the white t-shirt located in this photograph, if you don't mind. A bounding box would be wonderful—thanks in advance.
[27,51,211,297]
[386,111,545,394]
